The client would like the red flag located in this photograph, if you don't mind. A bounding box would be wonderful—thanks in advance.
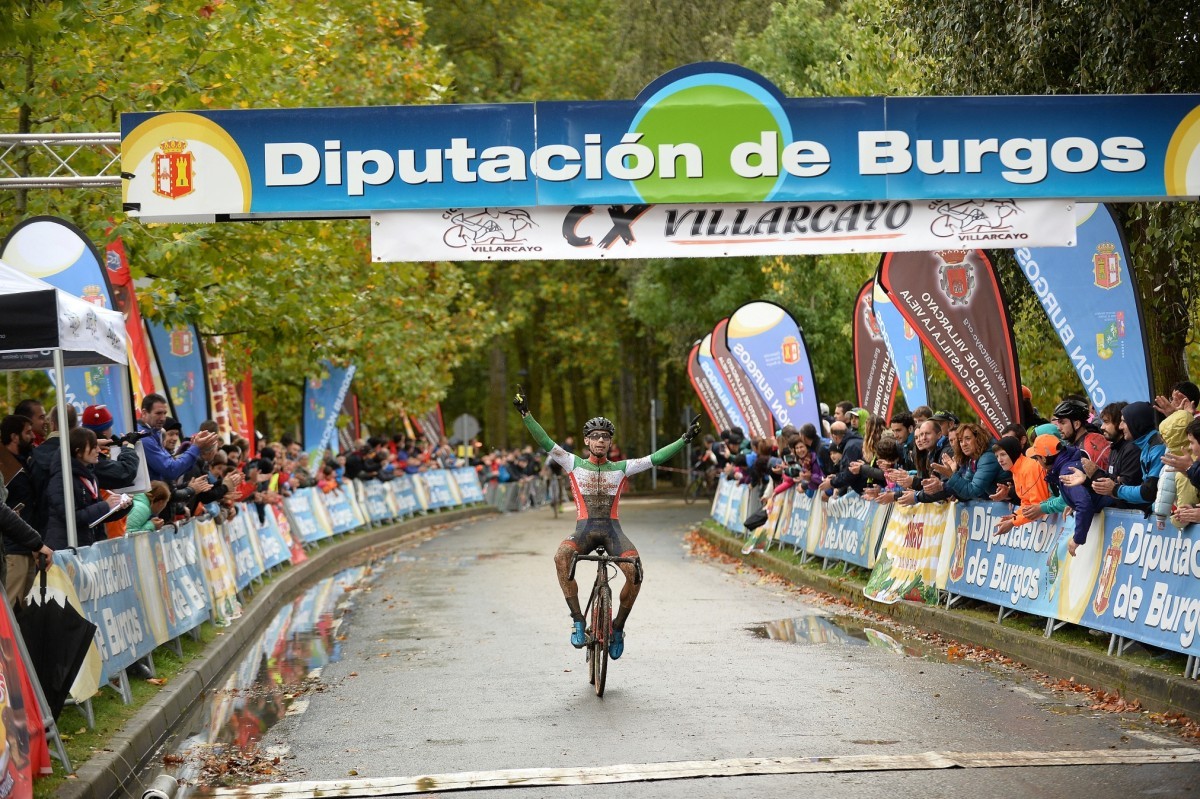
[104,236,156,403]
[0,599,52,796]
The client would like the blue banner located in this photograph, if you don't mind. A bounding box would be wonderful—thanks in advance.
[284,488,331,544]
[724,301,821,432]
[322,488,362,533]
[390,474,422,517]
[777,489,816,548]
[145,320,210,434]
[696,334,748,434]
[256,509,292,570]
[453,467,485,503]
[812,491,885,568]
[872,279,928,411]
[362,480,394,523]
[304,361,356,462]
[155,522,211,638]
[225,511,264,590]
[421,470,456,509]
[55,538,154,684]
[124,63,1200,220]
[1,217,134,431]
[1015,204,1151,409]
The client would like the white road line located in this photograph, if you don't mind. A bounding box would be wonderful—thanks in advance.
[199,747,1200,797]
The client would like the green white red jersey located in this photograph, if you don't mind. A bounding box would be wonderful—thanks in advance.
[523,414,686,521]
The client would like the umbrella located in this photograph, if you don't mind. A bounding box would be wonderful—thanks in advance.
[15,564,97,719]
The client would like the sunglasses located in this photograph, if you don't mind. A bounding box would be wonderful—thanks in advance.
[587,433,612,441]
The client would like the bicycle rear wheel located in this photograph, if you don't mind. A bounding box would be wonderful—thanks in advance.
[684,476,701,504]
[591,585,610,697]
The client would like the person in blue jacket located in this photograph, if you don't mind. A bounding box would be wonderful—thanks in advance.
[927,422,1001,501]
[1090,401,1164,511]
[137,393,220,483]
[1026,434,1100,556]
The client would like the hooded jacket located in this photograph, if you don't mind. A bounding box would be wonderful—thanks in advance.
[1114,401,1165,507]
[1045,444,1101,546]
[1158,409,1199,508]
[44,456,130,550]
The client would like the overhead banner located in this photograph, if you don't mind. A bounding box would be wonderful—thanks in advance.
[852,278,898,421]
[104,235,157,404]
[879,249,1021,437]
[2,217,134,431]
[871,278,928,411]
[304,361,356,459]
[725,301,821,432]
[1015,203,1152,409]
[696,333,748,435]
[709,317,775,440]
[123,63,1200,222]
[145,320,210,435]
[687,341,734,431]
[371,199,1076,261]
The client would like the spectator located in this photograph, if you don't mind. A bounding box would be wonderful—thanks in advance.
[137,394,219,483]
[14,398,47,446]
[81,404,142,491]
[894,419,941,505]
[1153,380,1200,419]
[1050,397,1111,470]
[1024,433,1100,556]
[0,415,36,526]
[45,428,132,550]
[928,410,958,458]
[1100,401,1164,511]
[992,435,1051,535]
[889,412,915,462]
[0,414,53,606]
[1169,418,1200,526]
[911,405,933,425]
[126,481,170,533]
[930,422,1001,501]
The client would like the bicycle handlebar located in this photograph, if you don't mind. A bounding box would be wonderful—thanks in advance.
[569,551,642,585]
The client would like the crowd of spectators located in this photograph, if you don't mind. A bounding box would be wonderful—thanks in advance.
[0,392,484,610]
[709,383,1200,556]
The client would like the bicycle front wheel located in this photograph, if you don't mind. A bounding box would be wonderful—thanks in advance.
[684,476,700,504]
[592,585,610,697]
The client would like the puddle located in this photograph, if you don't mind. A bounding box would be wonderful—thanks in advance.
[124,547,411,797]
[748,615,933,660]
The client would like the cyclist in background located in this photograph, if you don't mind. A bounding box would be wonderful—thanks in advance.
[513,385,699,660]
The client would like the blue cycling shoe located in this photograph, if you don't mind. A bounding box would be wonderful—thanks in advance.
[609,628,625,660]
[571,620,586,648]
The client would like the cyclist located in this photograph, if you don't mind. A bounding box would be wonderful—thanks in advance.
[513,385,699,660]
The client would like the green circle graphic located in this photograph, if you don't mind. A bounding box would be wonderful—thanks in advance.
[631,85,783,204]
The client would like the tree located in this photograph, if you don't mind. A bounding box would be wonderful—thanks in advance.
[895,0,1200,395]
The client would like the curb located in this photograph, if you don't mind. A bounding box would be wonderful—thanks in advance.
[696,522,1200,718]
[55,506,496,799]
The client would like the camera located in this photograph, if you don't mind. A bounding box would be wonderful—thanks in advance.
[113,429,153,446]
[785,465,803,479]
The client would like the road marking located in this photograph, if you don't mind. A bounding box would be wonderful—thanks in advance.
[197,747,1200,797]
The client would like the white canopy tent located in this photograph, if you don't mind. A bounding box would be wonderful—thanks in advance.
[0,258,128,548]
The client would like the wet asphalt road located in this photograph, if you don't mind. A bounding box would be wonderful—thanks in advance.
[258,498,1200,797]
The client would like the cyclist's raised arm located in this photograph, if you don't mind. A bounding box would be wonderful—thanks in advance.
[623,414,701,476]
[514,385,575,471]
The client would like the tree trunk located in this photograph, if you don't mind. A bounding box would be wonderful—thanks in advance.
[568,365,589,438]
[1124,205,1191,396]
[549,379,568,440]
[487,344,508,449]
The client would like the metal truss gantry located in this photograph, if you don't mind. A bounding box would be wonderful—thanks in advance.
[0,132,121,190]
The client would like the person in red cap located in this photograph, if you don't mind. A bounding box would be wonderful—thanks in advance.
[80,404,141,491]
[1023,433,1101,555]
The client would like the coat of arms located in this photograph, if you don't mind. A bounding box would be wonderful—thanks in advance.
[937,250,974,306]
[153,139,195,200]
[1093,243,1121,289]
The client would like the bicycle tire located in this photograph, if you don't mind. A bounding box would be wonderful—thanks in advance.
[684,477,700,504]
[593,585,610,697]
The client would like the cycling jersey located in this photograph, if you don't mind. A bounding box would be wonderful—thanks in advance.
[523,413,686,522]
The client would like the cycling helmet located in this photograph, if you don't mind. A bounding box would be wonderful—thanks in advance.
[1051,398,1090,422]
[583,416,616,437]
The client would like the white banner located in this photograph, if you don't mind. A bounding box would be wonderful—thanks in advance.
[372,200,1076,262]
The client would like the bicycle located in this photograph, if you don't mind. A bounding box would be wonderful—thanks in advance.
[683,465,717,504]
[569,546,642,697]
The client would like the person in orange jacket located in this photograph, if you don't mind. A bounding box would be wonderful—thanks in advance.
[990,435,1051,535]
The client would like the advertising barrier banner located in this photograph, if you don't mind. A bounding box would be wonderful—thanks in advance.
[421,470,457,509]
[391,474,422,517]
[225,511,264,591]
[864,501,955,604]
[361,480,394,523]
[256,509,293,571]
[56,539,154,684]
[1015,203,1152,410]
[321,488,362,533]
[372,199,1076,262]
[811,491,886,569]
[154,523,211,638]
[453,467,486,504]
[194,517,242,627]
[285,488,332,544]
[778,488,816,548]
